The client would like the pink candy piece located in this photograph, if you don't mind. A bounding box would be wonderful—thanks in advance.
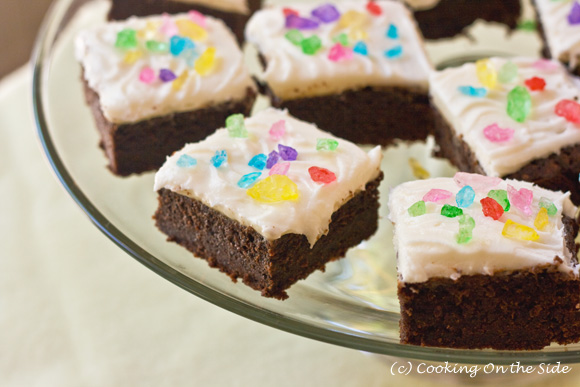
[507,184,533,216]
[269,120,286,141]
[328,43,353,62]
[269,162,290,176]
[483,123,514,143]
[555,99,580,124]
[160,13,179,37]
[139,67,155,83]
[188,10,206,27]
[533,59,559,72]
[422,189,453,203]
[453,172,502,192]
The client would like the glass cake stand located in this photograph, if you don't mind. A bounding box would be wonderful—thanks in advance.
[32,0,580,365]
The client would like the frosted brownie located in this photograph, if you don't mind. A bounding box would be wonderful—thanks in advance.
[430,57,580,204]
[108,0,263,44]
[245,1,435,146]
[154,108,383,299]
[389,173,580,350]
[75,12,256,176]
[404,0,521,40]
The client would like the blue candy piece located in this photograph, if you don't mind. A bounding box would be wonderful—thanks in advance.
[353,41,368,56]
[456,185,476,208]
[458,86,487,97]
[278,144,298,161]
[385,45,403,59]
[386,24,398,39]
[237,172,261,188]
[248,154,267,170]
[210,150,228,168]
[266,150,280,169]
[176,154,197,168]
[170,35,195,56]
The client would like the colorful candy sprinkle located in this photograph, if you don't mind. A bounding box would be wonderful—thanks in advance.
[170,36,195,56]
[386,24,398,39]
[285,29,304,45]
[278,144,298,161]
[247,175,299,203]
[123,50,142,64]
[210,150,227,168]
[454,172,502,192]
[349,28,368,41]
[534,207,550,231]
[146,40,168,53]
[408,200,426,217]
[301,35,322,55]
[309,166,337,184]
[266,151,280,169]
[338,10,367,29]
[555,99,580,123]
[441,204,463,218]
[502,219,539,242]
[476,59,497,89]
[483,123,514,143]
[161,14,179,37]
[188,10,206,28]
[524,77,546,91]
[507,184,533,216]
[237,172,261,189]
[423,189,452,203]
[353,41,368,56]
[533,59,559,71]
[488,189,510,211]
[159,69,177,82]
[248,154,267,170]
[269,162,290,176]
[539,197,558,216]
[569,1,580,25]
[498,61,518,84]
[332,33,349,46]
[172,70,188,91]
[176,19,207,41]
[139,67,155,83]
[366,1,382,16]
[285,14,320,30]
[311,4,340,23]
[456,185,475,208]
[507,85,532,123]
[269,120,286,140]
[115,29,138,49]
[457,214,475,244]
[458,86,487,97]
[225,113,248,138]
[480,197,504,220]
[328,43,353,61]
[316,138,339,151]
[385,45,403,59]
[283,8,299,17]
[195,47,216,76]
[408,158,430,179]
[176,154,197,168]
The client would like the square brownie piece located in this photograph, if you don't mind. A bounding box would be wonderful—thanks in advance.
[107,0,263,44]
[389,173,580,350]
[430,57,580,204]
[245,1,435,147]
[75,13,256,176]
[154,108,383,299]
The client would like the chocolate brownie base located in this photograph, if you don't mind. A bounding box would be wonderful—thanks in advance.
[82,73,256,176]
[107,0,262,44]
[154,173,383,299]
[262,83,435,147]
[432,106,580,204]
[411,0,521,40]
[398,216,580,350]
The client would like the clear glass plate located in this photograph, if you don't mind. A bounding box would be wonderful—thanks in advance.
[32,0,580,364]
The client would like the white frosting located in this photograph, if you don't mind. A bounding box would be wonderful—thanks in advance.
[174,0,249,14]
[75,13,254,124]
[154,108,383,246]
[245,1,432,100]
[430,57,580,177]
[402,0,440,11]
[535,0,580,69]
[388,175,578,284]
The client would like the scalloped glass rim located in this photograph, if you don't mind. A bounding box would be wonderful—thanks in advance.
[31,0,580,364]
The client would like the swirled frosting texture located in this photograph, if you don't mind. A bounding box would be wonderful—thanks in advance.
[154,108,383,246]
[75,13,254,124]
[430,57,580,177]
[175,0,249,14]
[245,1,432,100]
[389,175,578,284]
[403,0,441,11]
[535,0,580,68]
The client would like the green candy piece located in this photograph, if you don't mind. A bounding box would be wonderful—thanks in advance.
[498,61,518,84]
[115,29,138,49]
[539,197,558,216]
[285,29,303,46]
[507,85,532,123]
[487,189,510,211]
[517,20,537,31]
[408,201,426,217]
[441,204,463,218]
[145,40,168,53]
[457,214,475,244]
[332,33,349,46]
[225,114,248,138]
[316,138,339,151]
[301,35,322,55]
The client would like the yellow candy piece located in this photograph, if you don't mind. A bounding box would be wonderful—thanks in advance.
[349,27,368,41]
[195,47,216,76]
[476,59,497,89]
[123,50,143,64]
[408,158,430,180]
[138,21,162,39]
[534,207,550,231]
[338,10,368,29]
[247,175,299,203]
[502,219,540,242]
[176,19,207,41]
[172,70,188,91]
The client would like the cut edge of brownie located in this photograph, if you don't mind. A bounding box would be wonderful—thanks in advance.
[81,70,257,176]
[154,172,383,299]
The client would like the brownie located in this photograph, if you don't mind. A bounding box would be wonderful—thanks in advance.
[108,0,263,44]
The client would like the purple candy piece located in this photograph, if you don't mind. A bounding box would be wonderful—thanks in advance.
[159,69,177,82]
[278,144,298,161]
[311,4,340,23]
[266,150,280,169]
[569,2,580,25]
[285,14,320,30]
